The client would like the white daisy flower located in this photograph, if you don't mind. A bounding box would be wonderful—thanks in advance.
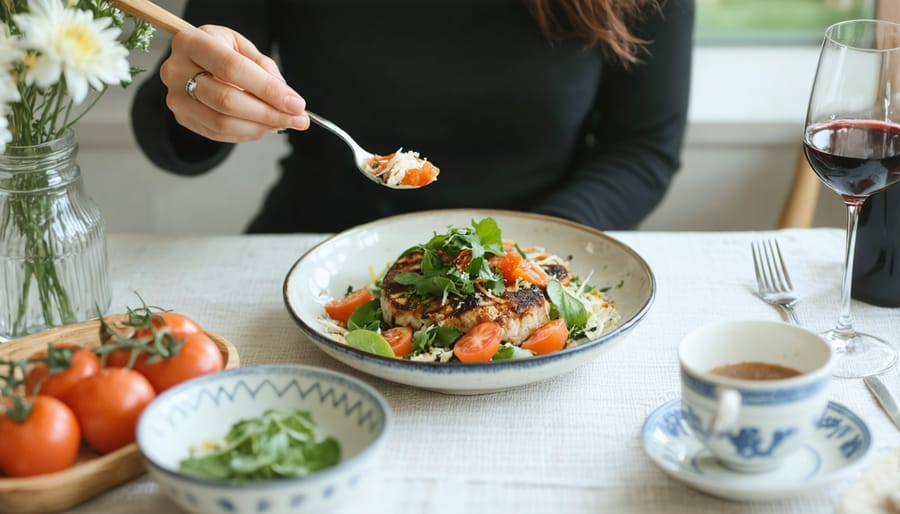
[0,111,12,154]
[13,0,131,104]
[0,69,20,106]
[0,23,26,68]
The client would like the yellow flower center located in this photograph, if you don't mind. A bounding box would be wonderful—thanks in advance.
[63,25,99,63]
[23,52,38,69]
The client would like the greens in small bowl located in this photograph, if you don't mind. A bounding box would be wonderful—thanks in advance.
[136,364,391,514]
[283,209,655,394]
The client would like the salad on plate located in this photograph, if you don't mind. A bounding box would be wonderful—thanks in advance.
[319,217,620,363]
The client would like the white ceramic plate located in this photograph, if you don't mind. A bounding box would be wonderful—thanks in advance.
[283,209,655,394]
[642,399,872,502]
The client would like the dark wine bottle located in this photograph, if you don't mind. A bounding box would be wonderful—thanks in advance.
[852,186,900,307]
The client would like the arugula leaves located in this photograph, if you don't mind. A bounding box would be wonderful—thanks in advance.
[547,279,589,338]
[346,299,382,331]
[179,409,341,481]
[396,218,506,299]
[412,325,464,354]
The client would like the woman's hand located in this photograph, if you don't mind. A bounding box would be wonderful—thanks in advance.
[160,25,308,143]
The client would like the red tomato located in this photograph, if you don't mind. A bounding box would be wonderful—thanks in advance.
[512,260,551,288]
[135,331,224,393]
[133,312,203,340]
[520,319,569,355]
[0,396,81,477]
[453,321,504,363]
[382,327,414,357]
[398,161,440,187]
[67,368,155,454]
[104,312,204,369]
[325,288,374,322]
[489,246,551,288]
[103,347,144,368]
[24,346,100,403]
[489,250,523,285]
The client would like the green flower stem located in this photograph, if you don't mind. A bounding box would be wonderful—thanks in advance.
[2,7,155,337]
[9,165,76,336]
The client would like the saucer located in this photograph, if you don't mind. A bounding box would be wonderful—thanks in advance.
[641,399,872,502]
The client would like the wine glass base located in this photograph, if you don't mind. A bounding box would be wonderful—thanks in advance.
[820,328,899,378]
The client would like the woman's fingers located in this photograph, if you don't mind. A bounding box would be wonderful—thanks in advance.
[228,30,286,84]
[167,90,276,143]
[181,27,306,117]
[188,71,307,130]
[162,25,309,142]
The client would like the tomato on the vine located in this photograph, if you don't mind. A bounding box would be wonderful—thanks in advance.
[0,396,81,477]
[24,344,100,403]
[135,331,224,393]
[103,311,204,370]
[133,312,202,340]
[66,368,155,454]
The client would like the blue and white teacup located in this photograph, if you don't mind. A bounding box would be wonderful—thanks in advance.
[678,319,834,473]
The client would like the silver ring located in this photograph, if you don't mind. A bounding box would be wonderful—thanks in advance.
[185,70,210,100]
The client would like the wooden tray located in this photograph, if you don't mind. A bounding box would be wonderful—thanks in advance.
[0,315,240,514]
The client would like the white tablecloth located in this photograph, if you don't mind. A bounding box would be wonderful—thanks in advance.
[67,228,900,514]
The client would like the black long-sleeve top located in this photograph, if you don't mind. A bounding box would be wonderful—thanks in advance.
[131,0,694,234]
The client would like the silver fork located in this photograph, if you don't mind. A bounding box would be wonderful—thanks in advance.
[751,239,800,325]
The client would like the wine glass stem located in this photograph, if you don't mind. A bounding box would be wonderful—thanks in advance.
[836,201,862,335]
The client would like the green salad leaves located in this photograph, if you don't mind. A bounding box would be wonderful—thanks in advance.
[394,218,507,298]
[546,279,589,338]
[329,217,612,361]
[179,409,341,481]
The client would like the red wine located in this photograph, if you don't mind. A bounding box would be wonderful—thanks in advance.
[853,186,900,306]
[803,120,900,201]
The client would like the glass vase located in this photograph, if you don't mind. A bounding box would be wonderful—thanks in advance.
[0,130,111,339]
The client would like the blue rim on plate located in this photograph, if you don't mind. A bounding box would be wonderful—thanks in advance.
[641,399,872,502]
[281,209,656,393]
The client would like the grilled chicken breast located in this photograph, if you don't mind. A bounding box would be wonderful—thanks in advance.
[380,251,551,344]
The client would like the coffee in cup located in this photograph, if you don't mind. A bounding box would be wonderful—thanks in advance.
[678,319,834,473]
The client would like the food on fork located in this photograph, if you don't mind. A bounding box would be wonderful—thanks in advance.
[366,149,440,187]
[320,217,620,362]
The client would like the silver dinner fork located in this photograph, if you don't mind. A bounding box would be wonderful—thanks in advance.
[751,239,800,325]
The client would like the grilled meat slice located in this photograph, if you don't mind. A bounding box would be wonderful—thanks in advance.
[381,250,551,344]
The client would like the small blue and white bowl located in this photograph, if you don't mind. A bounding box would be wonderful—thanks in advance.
[136,364,392,514]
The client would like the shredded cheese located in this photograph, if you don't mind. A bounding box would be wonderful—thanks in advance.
[377,149,428,186]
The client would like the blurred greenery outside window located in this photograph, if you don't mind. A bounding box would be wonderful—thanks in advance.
[696,0,876,45]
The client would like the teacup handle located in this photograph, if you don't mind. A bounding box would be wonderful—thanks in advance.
[710,387,741,433]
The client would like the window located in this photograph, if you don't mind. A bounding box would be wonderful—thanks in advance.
[696,0,876,45]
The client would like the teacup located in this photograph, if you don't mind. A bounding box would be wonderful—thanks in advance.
[678,319,834,473]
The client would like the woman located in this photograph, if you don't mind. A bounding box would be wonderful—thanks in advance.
[131,0,694,233]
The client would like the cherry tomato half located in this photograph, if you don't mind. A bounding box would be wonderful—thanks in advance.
[325,288,374,322]
[453,321,503,363]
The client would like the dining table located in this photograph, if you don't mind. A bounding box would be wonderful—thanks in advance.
[64,226,900,514]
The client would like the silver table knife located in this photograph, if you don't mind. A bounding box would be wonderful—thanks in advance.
[864,375,900,430]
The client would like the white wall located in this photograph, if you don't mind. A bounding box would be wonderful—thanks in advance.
[77,3,845,235]
[641,46,845,230]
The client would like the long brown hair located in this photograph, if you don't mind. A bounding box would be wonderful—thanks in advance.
[527,0,661,66]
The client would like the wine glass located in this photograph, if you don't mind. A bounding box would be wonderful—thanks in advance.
[803,19,900,378]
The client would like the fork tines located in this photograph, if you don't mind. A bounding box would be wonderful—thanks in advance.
[751,239,794,293]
